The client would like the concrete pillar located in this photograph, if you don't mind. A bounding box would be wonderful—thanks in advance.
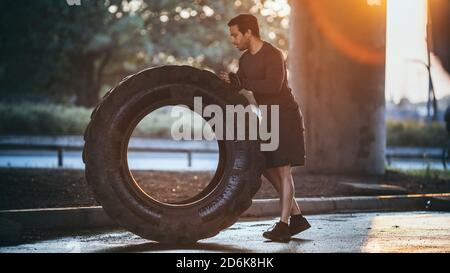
[288,0,386,175]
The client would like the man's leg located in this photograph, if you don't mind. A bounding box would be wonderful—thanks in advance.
[261,165,294,241]
[262,167,302,216]
[263,167,311,240]
[274,165,295,223]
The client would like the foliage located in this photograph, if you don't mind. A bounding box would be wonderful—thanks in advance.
[387,119,447,147]
[0,0,290,106]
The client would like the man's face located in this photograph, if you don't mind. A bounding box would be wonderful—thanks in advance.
[229,25,250,51]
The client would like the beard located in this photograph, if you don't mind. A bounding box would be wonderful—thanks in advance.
[236,40,250,51]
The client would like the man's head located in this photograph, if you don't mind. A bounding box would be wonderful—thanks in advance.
[227,14,260,51]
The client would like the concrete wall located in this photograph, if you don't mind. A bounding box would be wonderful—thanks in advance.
[430,0,450,73]
[289,0,386,175]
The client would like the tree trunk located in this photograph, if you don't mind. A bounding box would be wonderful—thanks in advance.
[73,51,110,108]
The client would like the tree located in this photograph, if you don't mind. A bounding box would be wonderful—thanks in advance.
[0,0,126,107]
[0,0,290,107]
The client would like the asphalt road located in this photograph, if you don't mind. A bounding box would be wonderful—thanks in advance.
[1,211,449,253]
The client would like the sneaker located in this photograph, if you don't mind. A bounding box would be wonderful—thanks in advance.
[263,221,291,242]
[289,214,311,236]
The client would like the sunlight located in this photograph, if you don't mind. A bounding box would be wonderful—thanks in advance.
[367,0,382,6]
[386,0,429,103]
[263,0,291,17]
[302,0,385,65]
[255,0,290,18]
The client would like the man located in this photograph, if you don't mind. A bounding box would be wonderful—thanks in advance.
[219,14,311,242]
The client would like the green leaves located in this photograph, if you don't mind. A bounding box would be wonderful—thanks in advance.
[0,0,289,107]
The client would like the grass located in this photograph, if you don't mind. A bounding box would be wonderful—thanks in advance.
[387,119,447,147]
[0,102,92,135]
[386,166,450,180]
[0,103,448,146]
[0,103,213,138]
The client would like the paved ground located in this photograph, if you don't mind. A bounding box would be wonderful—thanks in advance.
[1,211,449,253]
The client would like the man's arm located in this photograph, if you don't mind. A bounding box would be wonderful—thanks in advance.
[240,50,285,94]
[236,58,246,80]
[227,58,245,91]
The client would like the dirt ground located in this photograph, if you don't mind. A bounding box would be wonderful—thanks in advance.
[0,168,449,210]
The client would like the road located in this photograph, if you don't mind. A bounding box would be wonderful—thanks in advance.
[0,150,445,170]
[1,211,449,253]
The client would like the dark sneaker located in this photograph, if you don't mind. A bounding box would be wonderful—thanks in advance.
[289,214,311,236]
[263,221,291,242]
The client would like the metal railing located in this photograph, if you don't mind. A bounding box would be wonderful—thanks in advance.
[385,147,442,167]
[0,143,445,168]
[0,143,218,167]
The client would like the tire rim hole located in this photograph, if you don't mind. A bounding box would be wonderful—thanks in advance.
[127,105,222,206]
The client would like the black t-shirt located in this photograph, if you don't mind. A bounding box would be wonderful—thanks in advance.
[237,41,299,109]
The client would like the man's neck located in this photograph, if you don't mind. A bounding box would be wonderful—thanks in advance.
[248,38,264,55]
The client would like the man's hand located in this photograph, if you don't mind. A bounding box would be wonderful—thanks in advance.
[219,71,243,90]
[219,71,231,83]
[228,72,243,90]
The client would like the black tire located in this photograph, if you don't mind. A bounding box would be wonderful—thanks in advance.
[83,65,265,244]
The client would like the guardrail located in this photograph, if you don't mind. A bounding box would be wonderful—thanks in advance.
[0,144,218,167]
[0,143,445,168]
[385,147,442,167]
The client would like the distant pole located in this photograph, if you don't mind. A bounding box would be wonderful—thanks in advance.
[426,0,438,122]
[57,147,63,167]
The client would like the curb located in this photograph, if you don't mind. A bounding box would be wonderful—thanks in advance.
[243,193,450,217]
[1,193,449,237]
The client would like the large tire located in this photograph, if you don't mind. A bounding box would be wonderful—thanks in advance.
[83,65,265,244]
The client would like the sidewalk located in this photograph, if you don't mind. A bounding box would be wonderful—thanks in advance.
[1,193,449,244]
[2,211,449,253]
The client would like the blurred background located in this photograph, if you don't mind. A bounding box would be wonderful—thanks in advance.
[0,0,449,209]
[0,0,449,166]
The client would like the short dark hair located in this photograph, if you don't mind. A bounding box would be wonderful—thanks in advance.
[227,14,260,38]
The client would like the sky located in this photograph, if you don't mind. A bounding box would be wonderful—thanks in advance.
[385,0,450,103]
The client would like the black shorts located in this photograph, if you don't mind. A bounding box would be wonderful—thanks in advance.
[260,103,306,169]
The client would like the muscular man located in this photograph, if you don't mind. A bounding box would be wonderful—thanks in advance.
[219,14,310,242]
